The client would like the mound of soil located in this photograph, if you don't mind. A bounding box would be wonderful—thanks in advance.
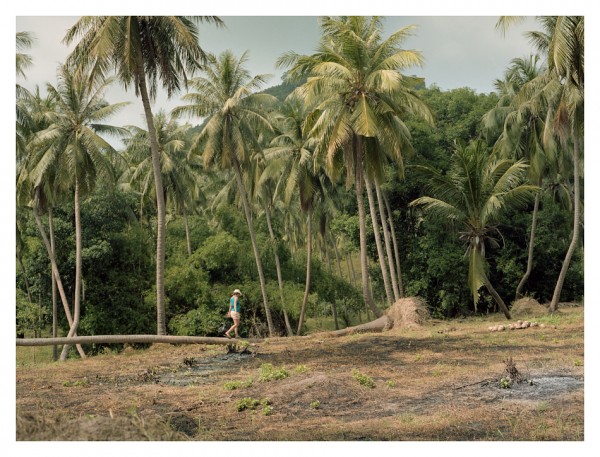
[386,296,430,329]
[511,297,548,318]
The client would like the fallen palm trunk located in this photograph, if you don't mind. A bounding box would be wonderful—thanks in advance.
[16,335,235,346]
[316,315,392,337]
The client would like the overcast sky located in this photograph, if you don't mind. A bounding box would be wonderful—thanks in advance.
[15,15,542,132]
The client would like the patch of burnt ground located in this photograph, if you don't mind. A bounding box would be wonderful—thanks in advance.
[159,351,256,386]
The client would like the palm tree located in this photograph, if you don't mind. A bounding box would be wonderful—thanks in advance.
[278,16,433,317]
[64,16,223,335]
[28,63,125,359]
[120,111,202,256]
[262,94,323,334]
[410,140,538,319]
[483,55,553,300]
[173,50,278,336]
[497,16,584,312]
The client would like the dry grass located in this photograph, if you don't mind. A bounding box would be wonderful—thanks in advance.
[386,296,430,329]
[511,297,548,318]
[16,306,584,441]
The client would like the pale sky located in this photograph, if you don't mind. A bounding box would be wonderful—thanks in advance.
[14,15,541,132]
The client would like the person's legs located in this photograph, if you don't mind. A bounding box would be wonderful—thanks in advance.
[225,318,240,338]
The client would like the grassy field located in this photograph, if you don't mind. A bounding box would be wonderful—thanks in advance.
[16,305,584,441]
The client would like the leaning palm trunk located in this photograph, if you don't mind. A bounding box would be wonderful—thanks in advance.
[375,182,400,301]
[550,133,582,312]
[60,179,84,361]
[383,191,404,296]
[297,209,313,335]
[515,191,541,300]
[354,138,381,318]
[232,159,274,336]
[484,275,512,320]
[49,208,58,361]
[32,202,86,359]
[137,62,168,335]
[264,204,294,336]
[365,177,393,306]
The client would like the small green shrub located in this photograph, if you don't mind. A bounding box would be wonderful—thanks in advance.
[223,379,253,390]
[386,380,396,388]
[294,365,309,373]
[310,401,321,409]
[236,397,272,415]
[259,363,289,382]
[499,377,512,389]
[236,397,261,412]
[352,369,375,388]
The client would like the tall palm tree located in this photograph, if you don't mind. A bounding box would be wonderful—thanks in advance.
[278,16,433,317]
[28,63,125,359]
[483,55,553,300]
[262,94,323,334]
[497,16,583,312]
[120,111,202,256]
[173,50,278,336]
[410,140,538,319]
[17,85,92,359]
[64,16,223,335]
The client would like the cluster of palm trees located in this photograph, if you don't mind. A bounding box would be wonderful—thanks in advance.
[16,16,583,355]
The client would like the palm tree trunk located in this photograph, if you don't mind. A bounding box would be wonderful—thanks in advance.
[49,208,58,361]
[297,209,312,335]
[232,158,274,336]
[333,237,343,277]
[383,191,404,296]
[515,191,541,300]
[550,132,581,312]
[347,251,358,287]
[183,206,192,256]
[17,253,33,303]
[365,177,393,306]
[32,200,85,359]
[60,179,85,361]
[264,203,294,336]
[354,136,381,318]
[375,183,400,301]
[483,276,512,320]
[137,62,167,335]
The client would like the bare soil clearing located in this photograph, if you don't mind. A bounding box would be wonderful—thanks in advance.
[16,306,584,441]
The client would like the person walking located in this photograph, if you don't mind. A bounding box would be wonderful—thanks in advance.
[225,289,242,338]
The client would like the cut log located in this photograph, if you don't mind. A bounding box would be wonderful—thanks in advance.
[16,335,235,347]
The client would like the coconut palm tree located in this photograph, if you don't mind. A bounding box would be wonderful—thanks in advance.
[497,16,583,312]
[262,94,324,334]
[63,15,223,335]
[28,63,126,359]
[410,140,538,319]
[172,50,278,336]
[483,55,554,300]
[278,16,433,317]
[120,111,203,256]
